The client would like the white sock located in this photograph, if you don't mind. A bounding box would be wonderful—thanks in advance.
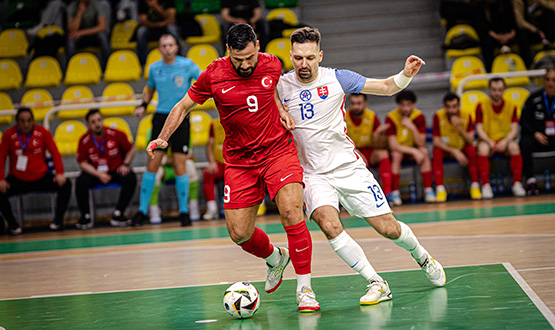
[392,221,428,265]
[296,273,312,292]
[264,246,281,267]
[206,200,218,213]
[329,230,377,282]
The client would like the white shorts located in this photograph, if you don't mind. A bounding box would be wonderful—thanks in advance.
[303,160,392,219]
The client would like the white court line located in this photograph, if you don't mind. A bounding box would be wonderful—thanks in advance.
[519,266,555,272]
[503,262,555,328]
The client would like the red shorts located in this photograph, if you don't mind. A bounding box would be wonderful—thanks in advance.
[358,147,374,163]
[223,151,304,209]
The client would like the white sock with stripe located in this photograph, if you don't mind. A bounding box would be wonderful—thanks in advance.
[392,221,428,265]
[329,230,380,282]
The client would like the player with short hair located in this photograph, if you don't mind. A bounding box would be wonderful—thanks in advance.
[475,77,525,198]
[147,24,320,313]
[277,27,446,306]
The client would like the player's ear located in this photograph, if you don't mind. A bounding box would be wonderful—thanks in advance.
[256,40,260,52]
[319,50,323,63]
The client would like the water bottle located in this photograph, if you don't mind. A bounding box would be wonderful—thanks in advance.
[497,174,505,194]
[546,170,551,191]
[409,182,417,203]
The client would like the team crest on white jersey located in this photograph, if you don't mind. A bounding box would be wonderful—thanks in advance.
[318,86,329,100]
[300,90,312,102]
[174,76,184,87]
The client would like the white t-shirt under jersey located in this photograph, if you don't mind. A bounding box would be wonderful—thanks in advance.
[277,67,366,174]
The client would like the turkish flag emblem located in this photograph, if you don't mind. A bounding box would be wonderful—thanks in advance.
[318,86,329,100]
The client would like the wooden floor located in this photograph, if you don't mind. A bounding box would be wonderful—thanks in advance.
[1,195,554,329]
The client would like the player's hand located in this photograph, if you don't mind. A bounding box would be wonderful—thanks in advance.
[117,164,131,176]
[452,149,468,166]
[206,162,219,175]
[376,123,390,134]
[97,172,112,184]
[403,55,426,78]
[534,132,549,145]
[412,149,425,164]
[494,139,508,153]
[147,139,167,159]
[449,115,462,127]
[401,117,416,131]
[135,106,146,118]
[280,104,295,130]
[53,174,67,187]
[0,180,9,194]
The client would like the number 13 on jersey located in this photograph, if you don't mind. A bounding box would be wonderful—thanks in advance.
[299,102,314,120]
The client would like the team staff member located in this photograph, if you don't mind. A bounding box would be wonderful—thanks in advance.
[133,33,201,227]
[148,24,320,313]
[345,93,392,196]
[75,109,137,229]
[0,108,71,234]
[519,69,555,195]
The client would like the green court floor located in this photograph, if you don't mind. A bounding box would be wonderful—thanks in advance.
[0,264,552,330]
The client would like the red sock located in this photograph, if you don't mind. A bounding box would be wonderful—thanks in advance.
[392,173,400,191]
[422,171,432,188]
[464,145,479,183]
[203,169,216,202]
[379,158,392,194]
[239,227,274,259]
[478,155,490,184]
[511,154,523,183]
[432,148,444,186]
[284,221,312,275]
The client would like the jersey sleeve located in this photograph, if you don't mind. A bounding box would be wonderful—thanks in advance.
[414,114,426,134]
[466,114,474,132]
[117,130,133,153]
[209,122,215,138]
[385,116,396,136]
[432,113,440,137]
[475,104,483,124]
[511,105,518,123]
[147,65,156,88]
[335,69,367,94]
[373,115,381,132]
[76,135,88,164]
[188,67,213,105]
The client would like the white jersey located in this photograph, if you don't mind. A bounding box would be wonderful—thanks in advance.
[277,67,366,174]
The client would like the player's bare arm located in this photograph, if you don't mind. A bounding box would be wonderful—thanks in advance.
[147,92,197,158]
[275,89,295,130]
[360,55,425,96]
[135,86,155,118]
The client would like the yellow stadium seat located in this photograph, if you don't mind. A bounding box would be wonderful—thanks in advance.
[20,89,54,121]
[189,110,212,146]
[111,20,138,50]
[461,90,488,122]
[450,56,488,91]
[503,87,530,118]
[99,83,136,117]
[0,28,28,58]
[444,24,481,59]
[64,53,102,86]
[54,121,88,156]
[266,8,298,38]
[186,14,221,45]
[0,92,15,124]
[144,48,162,80]
[186,44,219,70]
[265,38,293,71]
[0,59,23,90]
[194,98,216,111]
[491,53,530,87]
[104,117,133,143]
[135,114,153,150]
[58,86,95,120]
[104,50,141,82]
[35,26,65,55]
[24,56,63,88]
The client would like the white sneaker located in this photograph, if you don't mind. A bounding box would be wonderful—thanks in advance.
[265,247,290,293]
[297,286,321,313]
[9,226,22,235]
[202,200,219,220]
[512,182,526,197]
[424,187,436,203]
[149,205,162,224]
[390,190,402,206]
[49,222,62,231]
[482,183,494,199]
[421,254,446,287]
[189,199,200,221]
[360,279,392,305]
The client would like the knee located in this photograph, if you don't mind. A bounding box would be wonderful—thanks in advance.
[391,151,402,163]
[317,218,343,239]
[373,217,401,240]
[228,226,253,244]
[508,141,521,155]
[477,141,489,155]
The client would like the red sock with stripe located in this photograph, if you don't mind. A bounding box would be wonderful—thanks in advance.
[238,226,274,259]
[284,221,312,275]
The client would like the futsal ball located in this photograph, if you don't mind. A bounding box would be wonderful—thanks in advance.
[223,282,260,319]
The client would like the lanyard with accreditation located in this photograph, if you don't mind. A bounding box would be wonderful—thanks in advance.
[91,133,109,172]
[15,127,32,171]
[543,92,555,136]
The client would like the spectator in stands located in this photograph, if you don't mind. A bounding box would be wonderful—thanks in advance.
[439,0,484,29]
[133,33,201,227]
[519,68,555,195]
[478,0,518,71]
[145,128,201,223]
[202,117,225,220]
[513,0,555,67]
[116,0,139,22]
[475,77,526,198]
[27,0,67,36]
[432,92,481,202]
[67,0,111,68]
[74,109,137,229]
[0,108,71,235]
[220,0,268,49]
[386,90,435,205]
[137,0,180,65]
[345,93,392,197]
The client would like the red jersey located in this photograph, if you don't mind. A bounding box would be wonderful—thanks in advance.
[77,127,133,172]
[0,125,64,182]
[188,52,296,166]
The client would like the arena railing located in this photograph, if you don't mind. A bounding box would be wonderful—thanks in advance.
[455,69,547,96]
